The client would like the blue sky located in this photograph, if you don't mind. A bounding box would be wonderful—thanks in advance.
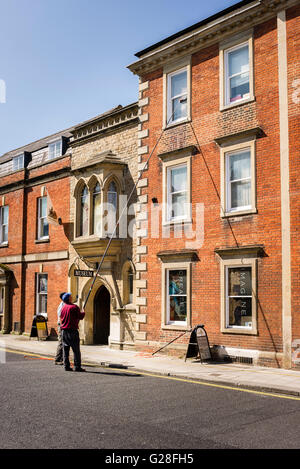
[0,0,240,155]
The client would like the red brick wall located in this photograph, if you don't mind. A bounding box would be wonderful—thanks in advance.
[25,176,71,254]
[0,156,71,335]
[23,260,69,335]
[137,16,292,364]
[287,5,300,360]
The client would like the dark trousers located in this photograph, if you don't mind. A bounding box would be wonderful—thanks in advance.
[55,325,63,363]
[62,329,81,369]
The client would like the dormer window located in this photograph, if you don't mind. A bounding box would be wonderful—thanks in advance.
[13,154,24,171]
[48,139,62,160]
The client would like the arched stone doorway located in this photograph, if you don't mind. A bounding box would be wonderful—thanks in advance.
[93,285,110,345]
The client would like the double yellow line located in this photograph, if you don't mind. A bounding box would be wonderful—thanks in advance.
[2,347,300,402]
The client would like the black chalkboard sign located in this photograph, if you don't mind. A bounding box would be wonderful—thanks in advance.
[30,316,38,338]
[185,325,212,362]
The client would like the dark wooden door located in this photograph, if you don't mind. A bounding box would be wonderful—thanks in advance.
[93,286,110,345]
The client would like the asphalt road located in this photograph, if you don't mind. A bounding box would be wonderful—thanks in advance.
[1,351,300,450]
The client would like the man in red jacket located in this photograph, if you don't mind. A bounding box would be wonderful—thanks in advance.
[60,293,85,372]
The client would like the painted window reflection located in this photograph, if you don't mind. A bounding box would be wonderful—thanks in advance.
[107,181,117,235]
[92,183,101,235]
[36,273,48,316]
[226,266,252,328]
[167,269,187,323]
[80,186,89,237]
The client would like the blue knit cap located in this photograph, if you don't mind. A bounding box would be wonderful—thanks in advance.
[62,292,71,303]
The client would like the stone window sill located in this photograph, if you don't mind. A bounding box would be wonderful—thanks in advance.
[221,208,257,219]
[220,97,256,112]
[35,238,50,244]
[221,327,257,336]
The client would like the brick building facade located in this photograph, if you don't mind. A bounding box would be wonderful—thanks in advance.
[68,103,140,349]
[128,0,300,368]
[0,127,73,336]
[0,0,299,369]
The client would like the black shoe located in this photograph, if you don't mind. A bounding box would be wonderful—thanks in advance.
[55,361,63,365]
[65,367,73,371]
[74,367,86,372]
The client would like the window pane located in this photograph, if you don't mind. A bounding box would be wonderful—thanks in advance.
[228,267,252,297]
[169,296,187,322]
[40,197,47,217]
[93,192,101,235]
[3,225,8,242]
[171,166,187,193]
[38,294,47,315]
[41,218,49,237]
[49,144,55,159]
[229,45,249,76]
[55,141,62,157]
[228,297,252,327]
[171,192,187,218]
[108,181,117,193]
[0,288,3,314]
[172,96,187,120]
[108,191,117,208]
[169,270,187,295]
[229,150,251,181]
[80,193,89,237]
[2,206,8,225]
[231,180,251,208]
[13,155,23,170]
[230,72,250,102]
[94,183,101,194]
[39,275,48,293]
[171,71,187,98]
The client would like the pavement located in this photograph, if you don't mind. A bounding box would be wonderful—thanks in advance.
[1,333,300,398]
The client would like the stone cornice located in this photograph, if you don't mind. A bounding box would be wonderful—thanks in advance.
[128,0,298,76]
[157,249,199,262]
[215,244,266,258]
[158,145,198,160]
[71,104,139,146]
[0,166,71,195]
[71,151,127,172]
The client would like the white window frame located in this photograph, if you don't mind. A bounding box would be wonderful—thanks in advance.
[225,265,253,330]
[166,163,189,223]
[220,257,257,335]
[162,153,192,226]
[161,261,191,330]
[220,31,254,111]
[220,139,256,218]
[0,205,9,245]
[37,197,49,240]
[167,67,188,125]
[48,139,62,160]
[163,56,191,128]
[36,273,48,317]
[226,147,252,213]
[13,154,24,171]
[166,268,187,326]
[224,42,250,106]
